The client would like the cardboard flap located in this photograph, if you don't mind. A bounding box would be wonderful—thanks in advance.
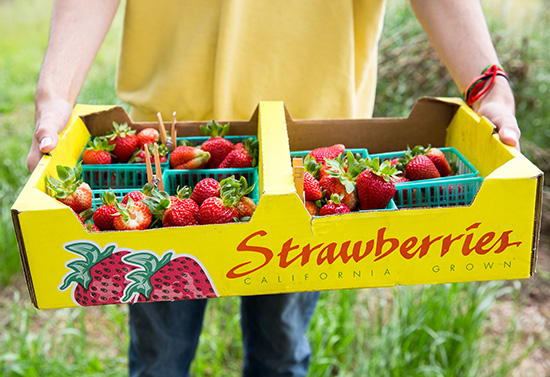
[284,97,460,153]
[79,106,133,136]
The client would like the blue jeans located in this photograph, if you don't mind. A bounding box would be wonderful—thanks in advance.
[128,292,320,377]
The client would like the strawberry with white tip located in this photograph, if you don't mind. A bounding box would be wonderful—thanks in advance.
[46,163,92,213]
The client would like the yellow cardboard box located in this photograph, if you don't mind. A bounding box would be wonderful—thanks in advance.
[11,98,543,309]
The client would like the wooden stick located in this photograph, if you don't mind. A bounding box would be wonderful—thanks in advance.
[156,112,168,146]
[170,111,177,151]
[144,144,154,185]
[292,157,305,203]
[153,143,164,191]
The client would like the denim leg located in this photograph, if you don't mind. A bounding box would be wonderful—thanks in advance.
[128,299,208,377]
[240,292,321,377]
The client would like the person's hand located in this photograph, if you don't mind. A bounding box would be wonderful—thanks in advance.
[27,98,73,172]
[472,76,521,150]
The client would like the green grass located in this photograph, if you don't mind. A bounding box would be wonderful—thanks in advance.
[0,0,548,376]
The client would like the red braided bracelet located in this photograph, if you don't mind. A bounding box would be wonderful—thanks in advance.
[463,64,508,107]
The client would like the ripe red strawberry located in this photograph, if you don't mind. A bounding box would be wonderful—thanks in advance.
[199,196,239,224]
[113,198,152,231]
[82,138,114,165]
[319,153,362,211]
[162,204,199,227]
[93,190,119,231]
[303,171,323,201]
[85,222,101,233]
[106,122,139,163]
[58,240,137,306]
[406,155,441,181]
[219,137,258,168]
[129,143,168,164]
[136,127,160,148]
[319,194,351,216]
[198,176,253,224]
[200,120,235,168]
[426,147,451,177]
[143,188,200,227]
[355,157,397,210]
[121,183,154,205]
[319,176,357,210]
[308,144,346,164]
[305,200,320,216]
[236,196,256,219]
[170,145,210,169]
[121,250,218,302]
[46,163,93,213]
[190,178,221,205]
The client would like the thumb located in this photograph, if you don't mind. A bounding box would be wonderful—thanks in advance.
[27,100,73,172]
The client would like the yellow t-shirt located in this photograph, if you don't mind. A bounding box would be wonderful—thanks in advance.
[116,0,386,122]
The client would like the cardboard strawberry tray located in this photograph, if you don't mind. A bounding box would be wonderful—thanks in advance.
[11,98,543,309]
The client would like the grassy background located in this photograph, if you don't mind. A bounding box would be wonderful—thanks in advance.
[1,0,548,376]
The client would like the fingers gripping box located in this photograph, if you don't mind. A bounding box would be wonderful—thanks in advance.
[11,98,543,309]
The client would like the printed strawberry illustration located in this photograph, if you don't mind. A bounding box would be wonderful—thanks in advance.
[121,250,218,303]
[218,137,258,168]
[46,163,93,213]
[200,120,235,169]
[190,178,221,205]
[136,127,160,148]
[169,145,210,169]
[308,144,346,164]
[113,197,153,231]
[355,157,398,210]
[81,137,114,165]
[58,241,137,306]
[319,193,351,216]
[92,190,119,231]
[106,122,139,163]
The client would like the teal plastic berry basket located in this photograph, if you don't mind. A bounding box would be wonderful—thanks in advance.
[82,163,166,190]
[370,147,478,180]
[393,176,484,209]
[91,188,137,207]
[163,167,260,203]
[290,148,369,160]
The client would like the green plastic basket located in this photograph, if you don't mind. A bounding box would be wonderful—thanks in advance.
[370,147,478,180]
[163,167,260,203]
[393,176,484,208]
[91,188,137,207]
[82,163,166,190]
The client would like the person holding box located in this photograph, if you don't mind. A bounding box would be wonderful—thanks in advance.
[27,1,520,376]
